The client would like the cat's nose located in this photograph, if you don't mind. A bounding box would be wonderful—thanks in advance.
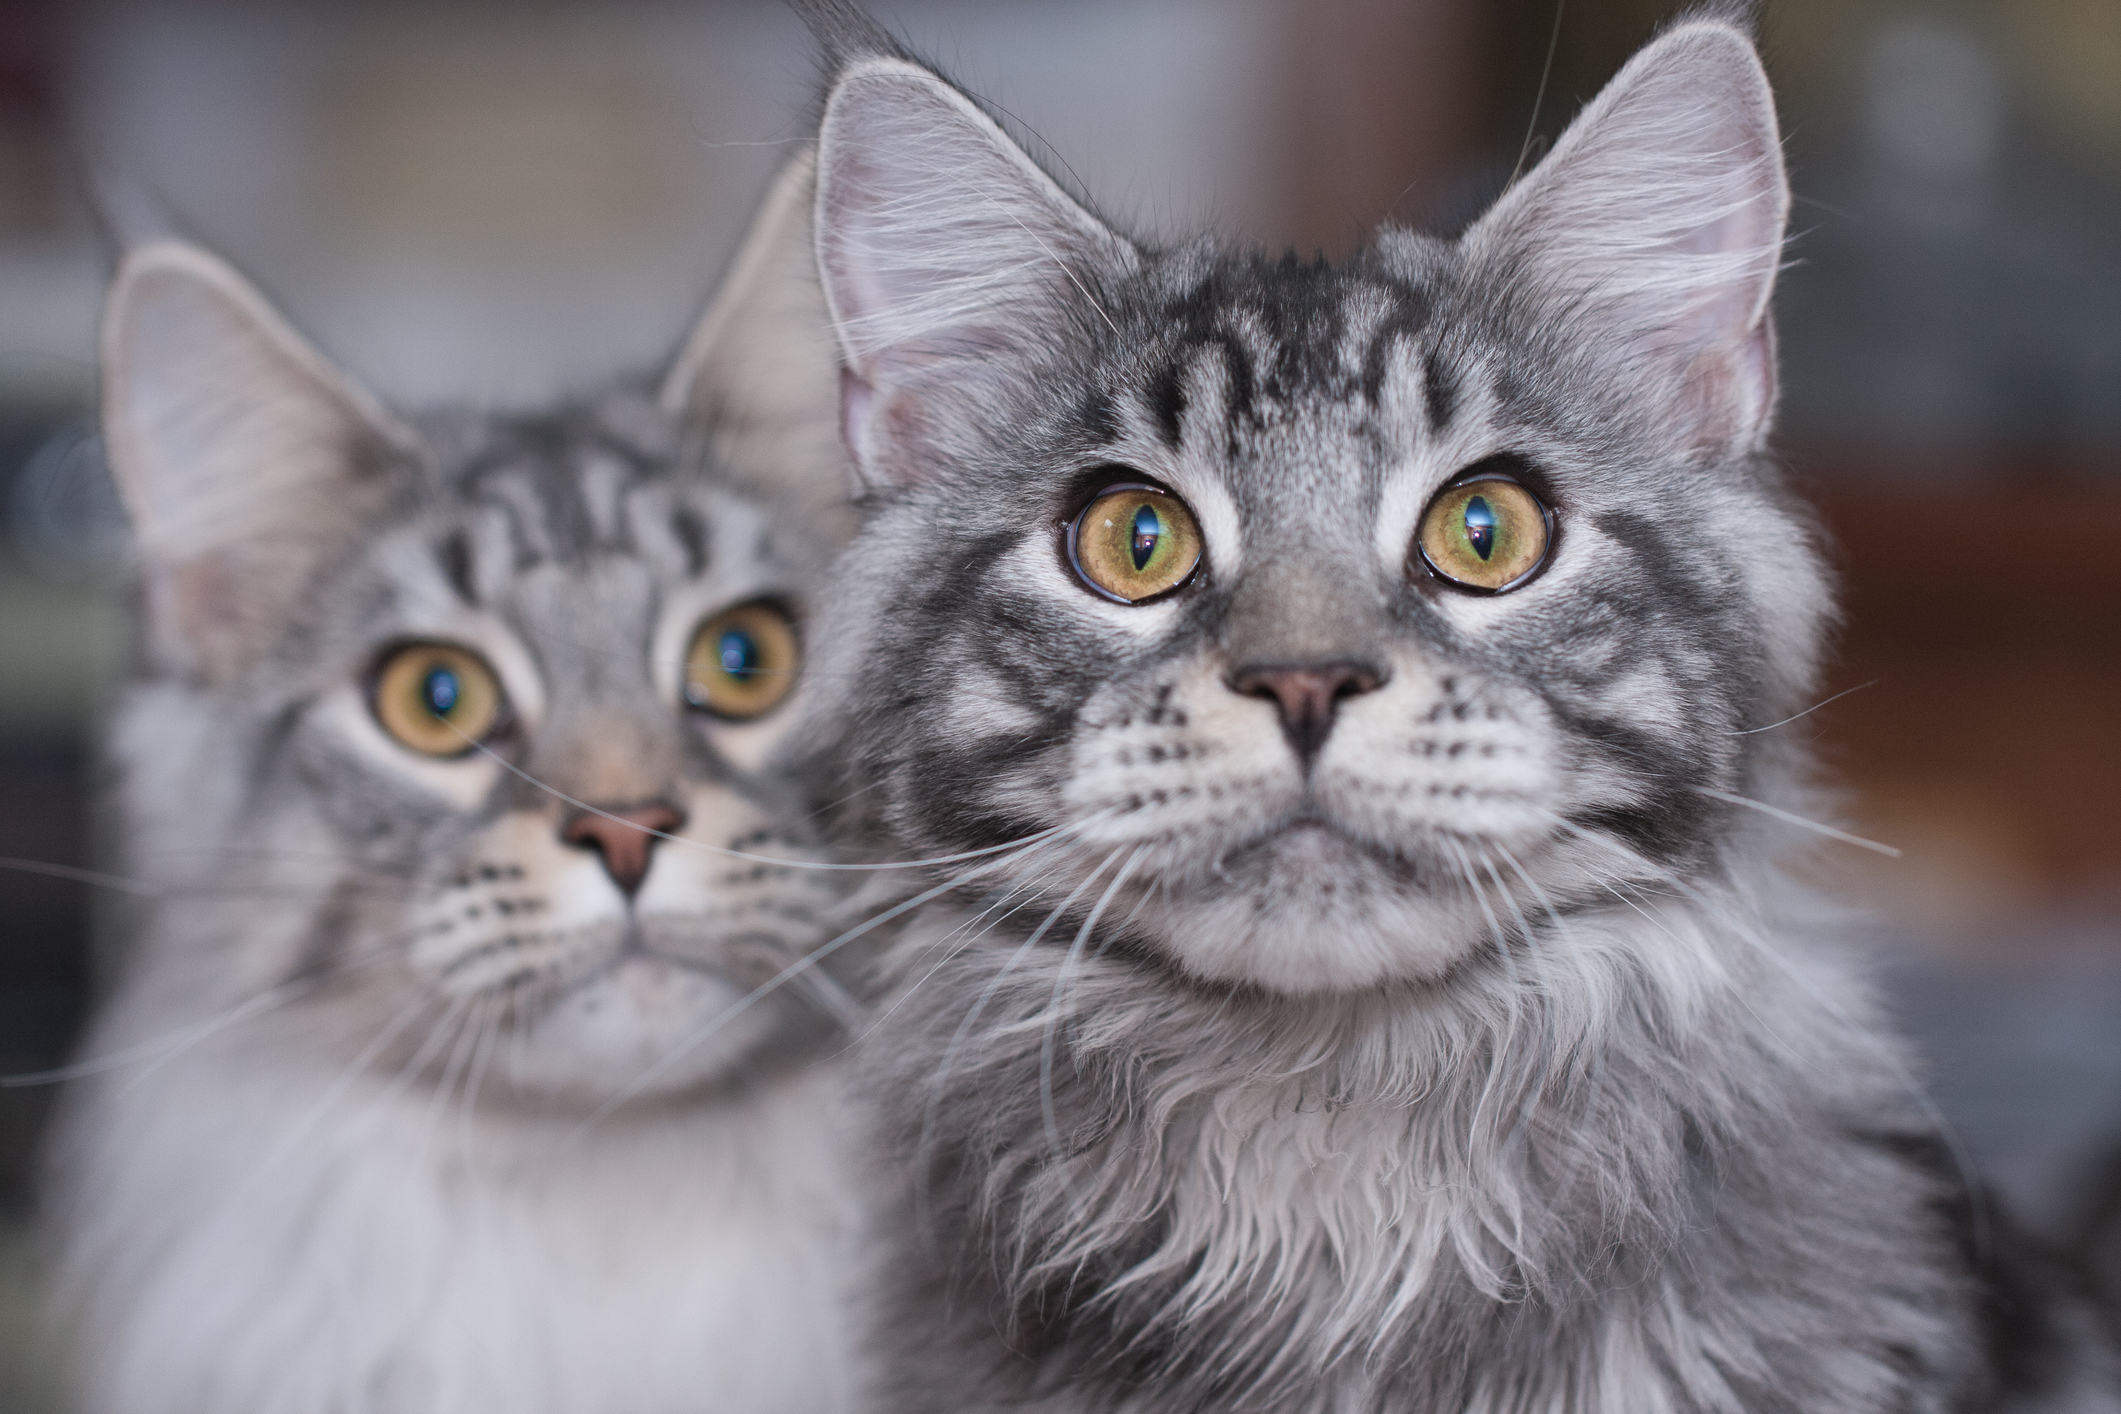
[1229,662,1386,767]
[561,802,686,898]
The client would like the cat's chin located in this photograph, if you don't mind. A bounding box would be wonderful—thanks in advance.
[489,953,795,1107]
[1139,823,1493,995]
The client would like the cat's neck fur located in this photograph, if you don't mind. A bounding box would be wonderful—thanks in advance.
[60,990,852,1414]
[53,527,858,1414]
[855,849,2007,1413]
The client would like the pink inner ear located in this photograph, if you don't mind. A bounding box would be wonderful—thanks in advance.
[157,553,251,680]
[1732,323,1776,438]
[1675,322,1777,453]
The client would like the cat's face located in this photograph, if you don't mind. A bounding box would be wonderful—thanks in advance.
[100,158,852,1104]
[272,409,838,1102]
[806,22,1826,993]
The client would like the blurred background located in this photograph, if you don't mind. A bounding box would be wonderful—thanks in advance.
[0,0,2115,1403]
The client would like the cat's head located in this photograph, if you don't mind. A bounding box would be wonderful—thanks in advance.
[102,155,856,1104]
[803,15,1830,994]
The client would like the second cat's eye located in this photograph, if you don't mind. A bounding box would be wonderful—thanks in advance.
[373,643,504,757]
[1415,472,1553,593]
[1068,483,1204,604]
[685,603,800,720]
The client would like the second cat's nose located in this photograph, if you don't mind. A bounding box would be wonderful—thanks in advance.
[1229,662,1386,766]
[561,802,686,897]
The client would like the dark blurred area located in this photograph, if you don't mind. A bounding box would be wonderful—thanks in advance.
[0,0,2115,1404]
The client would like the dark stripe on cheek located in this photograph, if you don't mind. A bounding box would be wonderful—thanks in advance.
[500,501,541,573]
[1211,334,1256,457]
[1359,291,1433,408]
[438,531,478,606]
[1149,363,1187,448]
[1423,350,1459,432]
[671,505,710,578]
[1078,385,1122,445]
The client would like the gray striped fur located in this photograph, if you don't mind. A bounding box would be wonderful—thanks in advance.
[50,157,866,1414]
[791,7,2121,1411]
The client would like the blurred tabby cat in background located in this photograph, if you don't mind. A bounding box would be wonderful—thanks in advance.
[47,153,862,1414]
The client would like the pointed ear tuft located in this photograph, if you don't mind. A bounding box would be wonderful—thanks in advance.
[661,149,853,545]
[102,242,416,679]
[1468,19,1788,453]
[787,0,909,73]
[813,57,1135,491]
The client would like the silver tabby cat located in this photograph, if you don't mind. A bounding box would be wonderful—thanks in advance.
[48,158,862,1413]
[790,4,2121,1411]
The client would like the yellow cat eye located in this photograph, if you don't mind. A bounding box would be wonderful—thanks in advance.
[373,643,504,757]
[1069,484,1204,604]
[685,602,800,721]
[1416,475,1552,593]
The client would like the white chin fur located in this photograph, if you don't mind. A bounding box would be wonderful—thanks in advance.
[499,955,779,1102]
[1064,649,1565,994]
[1137,829,1498,994]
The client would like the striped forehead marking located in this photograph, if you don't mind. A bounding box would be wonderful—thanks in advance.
[1143,261,1434,454]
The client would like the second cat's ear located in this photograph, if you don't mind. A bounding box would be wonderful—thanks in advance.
[811,56,1136,491]
[660,148,854,543]
[102,242,417,681]
[1465,17,1788,456]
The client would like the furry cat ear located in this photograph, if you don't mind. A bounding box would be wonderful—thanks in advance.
[1465,17,1788,454]
[101,242,417,680]
[812,56,1136,491]
[660,148,854,543]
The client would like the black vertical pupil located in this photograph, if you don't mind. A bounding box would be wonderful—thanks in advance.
[1129,503,1162,571]
[422,667,460,718]
[1463,495,1497,561]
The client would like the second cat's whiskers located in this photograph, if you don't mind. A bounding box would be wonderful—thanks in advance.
[572,819,1099,1142]
[1692,786,1903,858]
[912,845,1124,1229]
[460,730,1076,875]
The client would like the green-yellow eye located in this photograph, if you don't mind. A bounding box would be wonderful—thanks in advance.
[685,602,800,720]
[1069,484,1203,603]
[373,643,503,756]
[1416,475,1551,592]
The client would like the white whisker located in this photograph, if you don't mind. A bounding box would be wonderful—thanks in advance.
[1039,847,1144,1164]
[915,848,1122,1225]
[1724,679,1878,735]
[571,822,1092,1139]
[0,856,160,896]
[1694,786,1902,857]
[459,731,1067,873]
[9,920,421,1090]
[846,835,1076,1051]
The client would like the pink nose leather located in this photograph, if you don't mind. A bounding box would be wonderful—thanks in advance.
[1230,663,1385,765]
[561,803,685,896]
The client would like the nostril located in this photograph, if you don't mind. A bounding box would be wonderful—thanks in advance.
[1331,667,1382,700]
[560,802,686,897]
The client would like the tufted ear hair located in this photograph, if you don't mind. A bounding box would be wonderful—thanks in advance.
[660,147,854,544]
[101,242,418,681]
[811,55,1136,492]
[1465,17,1789,456]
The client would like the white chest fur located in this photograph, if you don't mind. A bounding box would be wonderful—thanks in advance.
[58,1050,857,1414]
